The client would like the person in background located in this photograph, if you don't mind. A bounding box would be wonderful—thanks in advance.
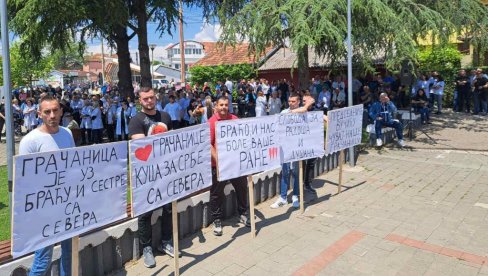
[104,97,117,142]
[23,98,37,133]
[432,74,445,115]
[163,95,182,129]
[90,100,103,144]
[80,99,93,145]
[411,88,431,124]
[0,97,5,143]
[116,101,131,141]
[369,93,405,147]
[268,90,282,115]
[65,112,81,146]
[255,91,267,117]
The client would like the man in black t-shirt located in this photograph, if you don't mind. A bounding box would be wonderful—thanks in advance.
[455,69,471,112]
[473,69,488,115]
[128,87,176,269]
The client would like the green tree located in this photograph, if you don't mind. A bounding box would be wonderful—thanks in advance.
[0,42,54,86]
[189,64,256,85]
[216,0,488,87]
[51,42,84,70]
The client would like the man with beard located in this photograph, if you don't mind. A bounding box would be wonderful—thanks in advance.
[128,87,178,268]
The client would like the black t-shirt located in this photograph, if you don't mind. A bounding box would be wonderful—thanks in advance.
[474,77,488,93]
[128,110,173,138]
[455,75,470,91]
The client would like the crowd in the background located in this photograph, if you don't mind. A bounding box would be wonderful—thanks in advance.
[1,67,487,144]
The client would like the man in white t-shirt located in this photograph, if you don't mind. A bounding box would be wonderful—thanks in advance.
[20,95,75,276]
[224,78,233,92]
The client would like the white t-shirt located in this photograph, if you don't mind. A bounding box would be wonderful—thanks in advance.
[19,127,75,155]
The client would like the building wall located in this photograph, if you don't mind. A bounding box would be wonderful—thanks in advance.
[167,41,206,70]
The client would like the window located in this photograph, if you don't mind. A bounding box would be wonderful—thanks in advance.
[175,64,180,69]
[185,49,192,55]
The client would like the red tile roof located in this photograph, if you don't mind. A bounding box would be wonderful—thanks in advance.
[193,43,259,66]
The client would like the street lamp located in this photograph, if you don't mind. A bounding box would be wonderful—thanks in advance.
[150,44,156,83]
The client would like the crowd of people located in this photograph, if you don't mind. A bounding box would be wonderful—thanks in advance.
[11,67,488,274]
[3,67,487,147]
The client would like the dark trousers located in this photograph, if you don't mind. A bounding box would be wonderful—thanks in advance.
[91,128,103,144]
[458,90,469,112]
[138,204,173,249]
[106,124,115,142]
[117,134,129,141]
[80,128,91,145]
[0,119,4,142]
[375,120,403,140]
[303,158,317,187]
[210,168,248,220]
[171,120,180,129]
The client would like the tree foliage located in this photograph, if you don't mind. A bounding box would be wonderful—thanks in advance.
[189,64,256,85]
[0,42,54,87]
[216,0,488,74]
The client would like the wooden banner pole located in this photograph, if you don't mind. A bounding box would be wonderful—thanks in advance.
[247,175,256,238]
[71,236,79,276]
[172,201,180,276]
[338,150,344,193]
[299,161,304,213]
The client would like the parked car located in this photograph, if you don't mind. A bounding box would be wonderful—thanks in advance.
[152,79,169,89]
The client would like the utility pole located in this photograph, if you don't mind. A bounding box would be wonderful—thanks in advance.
[150,44,156,82]
[347,0,355,166]
[101,36,106,84]
[179,0,186,84]
[1,0,15,219]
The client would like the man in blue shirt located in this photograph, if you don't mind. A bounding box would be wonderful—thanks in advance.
[369,93,405,147]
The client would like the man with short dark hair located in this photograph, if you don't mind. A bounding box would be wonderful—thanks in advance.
[455,69,470,113]
[473,68,488,115]
[21,96,75,276]
[163,95,182,129]
[128,87,177,268]
[208,96,250,236]
[271,93,315,208]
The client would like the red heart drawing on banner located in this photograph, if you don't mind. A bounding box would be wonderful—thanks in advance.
[135,145,153,161]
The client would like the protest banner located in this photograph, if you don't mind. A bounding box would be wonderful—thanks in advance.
[216,116,281,181]
[277,111,325,163]
[325,104,364,154]
[129,124,212,217]
[12,141,128,257]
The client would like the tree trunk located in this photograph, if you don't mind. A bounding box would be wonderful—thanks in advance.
[473,43,481,67]
[297,45,310,91]
[134,0,152,87]
[113,25,134,99]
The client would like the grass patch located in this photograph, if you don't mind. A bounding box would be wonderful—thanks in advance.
[0,165,10,241]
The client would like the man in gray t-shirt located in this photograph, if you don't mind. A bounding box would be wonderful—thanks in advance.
[19,95,74,276]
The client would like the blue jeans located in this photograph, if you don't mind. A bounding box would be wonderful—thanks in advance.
[375,120,403,140]
[415,107,430,122]
[280,162,299,199]
[30,239,72,276]
[435,94,443,113]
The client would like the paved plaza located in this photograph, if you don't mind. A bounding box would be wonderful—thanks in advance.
[113,112,488,276]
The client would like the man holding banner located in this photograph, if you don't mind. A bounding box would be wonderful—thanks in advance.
[128,87,177,268]
[19,95,75,276]
[271,93,315,209]
[208,95,250,236]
